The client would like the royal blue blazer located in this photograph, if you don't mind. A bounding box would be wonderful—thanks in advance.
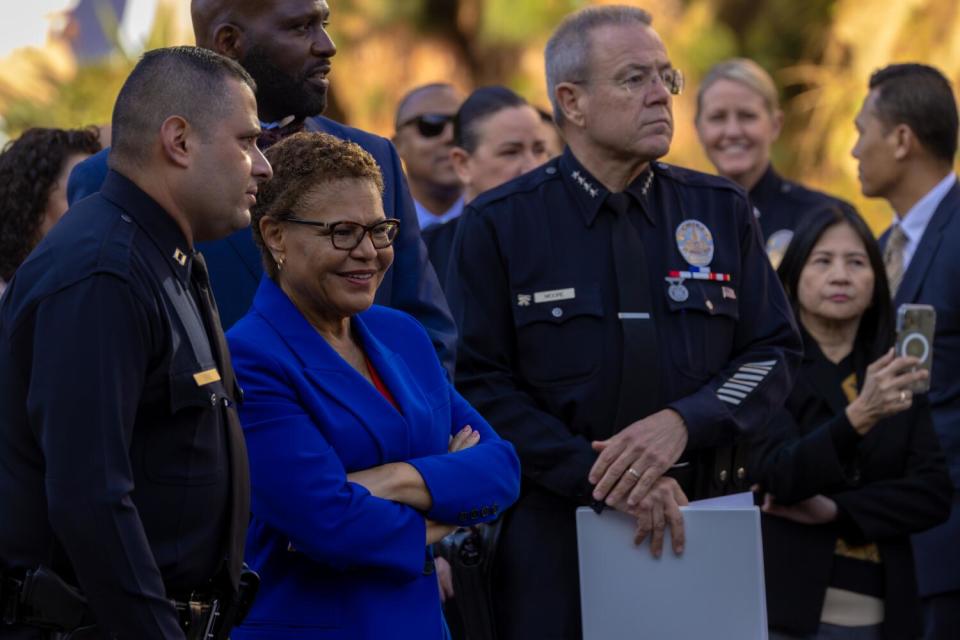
[226,277,520,639]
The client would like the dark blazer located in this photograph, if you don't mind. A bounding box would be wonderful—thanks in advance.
[881,178,960,597]
[66,116,458,377]
[423,217,459,292]
[750,336,952,639]
[225,277,520,640]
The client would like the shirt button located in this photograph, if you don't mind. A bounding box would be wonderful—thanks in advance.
[545,166,557,175]
[736,467,747,480]
[719,469,728,483]
[551,307,563,318]
[210,393,218,406]
[470,509,479,519]
[120,214,132,223]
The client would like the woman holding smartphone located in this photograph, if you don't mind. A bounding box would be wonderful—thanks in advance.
[750,206,952,639]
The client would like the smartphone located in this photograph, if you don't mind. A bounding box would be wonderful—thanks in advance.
[895,304,936,393]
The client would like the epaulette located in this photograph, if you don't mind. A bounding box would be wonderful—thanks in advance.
[468,157,564,212]
[776,177,851,210]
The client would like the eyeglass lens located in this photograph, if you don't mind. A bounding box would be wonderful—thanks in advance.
[331,221,399,250]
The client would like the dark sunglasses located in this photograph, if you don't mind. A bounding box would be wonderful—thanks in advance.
[398,113,455,138]
[282,216,401,251]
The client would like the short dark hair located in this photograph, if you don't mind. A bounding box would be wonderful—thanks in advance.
[252,132,385,278]
[777,206,894,375]
[869,63,959,163]
[453,86,529,153]
[0,127,102,281]
[394,83,457,127]
[110,46,256,169]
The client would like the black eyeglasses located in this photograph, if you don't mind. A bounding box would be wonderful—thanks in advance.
[397,113,455,138]
[282,216,401,250]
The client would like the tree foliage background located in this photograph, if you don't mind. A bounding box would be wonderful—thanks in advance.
[2,0,959,231]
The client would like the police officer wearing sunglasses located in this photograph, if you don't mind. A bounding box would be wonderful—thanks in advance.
[445,7,802,639]
[393,84,466,230]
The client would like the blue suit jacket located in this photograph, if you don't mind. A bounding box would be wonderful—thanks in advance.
[66,116,458,376]
[225,277,520,639]
[881,180,960,597]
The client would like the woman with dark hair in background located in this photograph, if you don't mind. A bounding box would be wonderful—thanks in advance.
[695,59,852,268]
[423,86,549,285]
[0,127,101,292]
[750,206,952,639]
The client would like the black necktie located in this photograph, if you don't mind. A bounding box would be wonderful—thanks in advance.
[606,192,660,436]
[191,252,250,593]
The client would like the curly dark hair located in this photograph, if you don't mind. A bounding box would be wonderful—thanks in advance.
[252,131,385,278]
[0,127,102,281]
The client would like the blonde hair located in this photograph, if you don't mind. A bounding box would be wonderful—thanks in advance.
[695,58,780,122]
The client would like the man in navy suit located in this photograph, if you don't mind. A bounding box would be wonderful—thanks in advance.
[852,63,960,640]
[68,0,457,375]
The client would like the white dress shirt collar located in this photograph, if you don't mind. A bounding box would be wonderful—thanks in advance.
[415,196,464,230]
[891,172,957,270]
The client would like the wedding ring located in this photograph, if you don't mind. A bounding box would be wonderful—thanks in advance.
[627,468,641,480]
[900,390,907,403]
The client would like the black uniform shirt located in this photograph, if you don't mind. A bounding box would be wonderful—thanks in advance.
[0,171,244,639]
[749,165,856,266]
[446,148,802,502]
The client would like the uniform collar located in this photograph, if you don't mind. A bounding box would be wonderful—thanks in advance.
[748,164,782,203]
[559,148,657,227]
[99,170,193,286]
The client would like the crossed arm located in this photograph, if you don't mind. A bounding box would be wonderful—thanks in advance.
[348,425,481,544]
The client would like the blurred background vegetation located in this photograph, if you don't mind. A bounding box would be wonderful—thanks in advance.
[2,0,959,232]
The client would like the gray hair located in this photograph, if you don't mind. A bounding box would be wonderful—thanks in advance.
[695,58,780,122]
[544,5,653,127]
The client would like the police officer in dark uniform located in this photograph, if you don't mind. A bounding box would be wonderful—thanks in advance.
[749,166,854,263]
[444,8,802,640]
[0,47,271,639]
[694,58,855,268]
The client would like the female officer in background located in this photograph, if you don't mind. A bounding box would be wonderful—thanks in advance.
[695,58,853,267]
[226,132,520,639]
[749,206,951,639]
[423,86,550,285]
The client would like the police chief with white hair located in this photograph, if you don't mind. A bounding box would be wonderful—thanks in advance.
[445,6,803,638]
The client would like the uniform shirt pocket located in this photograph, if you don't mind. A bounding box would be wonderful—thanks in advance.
[664,281,739,381]
[512,286,603,385]
[142,368,227,486]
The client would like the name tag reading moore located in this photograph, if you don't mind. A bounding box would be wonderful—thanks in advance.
[533,288,575,304]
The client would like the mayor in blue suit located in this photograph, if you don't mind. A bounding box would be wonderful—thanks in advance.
[67,0,458,375]
[225,132,520,639]
[853,63,960,639]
